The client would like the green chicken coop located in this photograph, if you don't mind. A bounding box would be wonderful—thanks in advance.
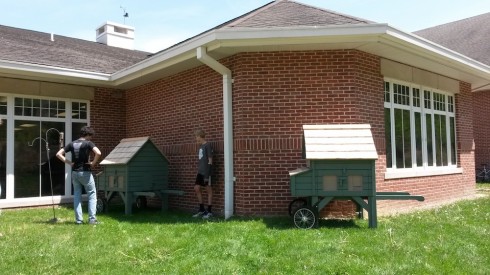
[289,124,424,229]
[96,136,183,214]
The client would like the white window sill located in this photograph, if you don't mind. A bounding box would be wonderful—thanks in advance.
[384,167,463,179]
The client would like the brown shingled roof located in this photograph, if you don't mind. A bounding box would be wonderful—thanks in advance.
[414,12,490,66]
[224,0,373,28]
[151,0,375,56]
[1,0,375,73]
[0,24,150,74]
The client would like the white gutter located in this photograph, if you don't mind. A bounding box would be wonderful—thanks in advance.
[196,46,234,220]
[0,59,111,81]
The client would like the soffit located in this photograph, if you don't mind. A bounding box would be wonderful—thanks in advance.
[112,25,490,90]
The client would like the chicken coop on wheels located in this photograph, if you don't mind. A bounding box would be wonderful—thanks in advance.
[288,124,424,229]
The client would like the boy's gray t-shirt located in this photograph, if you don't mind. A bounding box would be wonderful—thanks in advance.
[198,142,213,176]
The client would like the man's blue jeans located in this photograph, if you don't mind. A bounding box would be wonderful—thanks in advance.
[72,171,97,222]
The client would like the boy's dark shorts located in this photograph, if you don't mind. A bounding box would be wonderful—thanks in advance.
[195,173,211,187]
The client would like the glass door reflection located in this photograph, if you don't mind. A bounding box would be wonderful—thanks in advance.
[42,122,65,197]
[0,118,6,199]
[14,121,65,198]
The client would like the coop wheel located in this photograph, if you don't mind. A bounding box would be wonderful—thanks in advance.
[96,198,107,214]
[293,206,318,229]
[136,196,148,209]
[288,198,308,216]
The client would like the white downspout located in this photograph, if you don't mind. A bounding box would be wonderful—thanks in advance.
[196,46,234,220]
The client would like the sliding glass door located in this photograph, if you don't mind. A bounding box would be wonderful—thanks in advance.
[0,118,6,199]
[0,95,90,201]
[14,121,65,198]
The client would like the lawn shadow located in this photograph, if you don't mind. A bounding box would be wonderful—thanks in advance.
[30,203,364,229]
[319,218,362,229]
[97,205,366,229]
[33,218,84,226]
[25,203,200,226]
[94,204,216,225]
[260,216,362,230]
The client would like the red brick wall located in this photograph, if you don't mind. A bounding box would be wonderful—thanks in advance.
[82,88,129,206]
[90,87,127,171]
[473,88,490,169]
[231,50,385,216]
[125,66,225,212]
[120,49,476,217]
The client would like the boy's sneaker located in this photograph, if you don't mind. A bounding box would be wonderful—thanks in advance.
[88,219,99,225]
[75,220,84,225]
[192,211,205,218]
[202,212,213,219]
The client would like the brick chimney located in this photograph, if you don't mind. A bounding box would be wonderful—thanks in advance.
[96,21,134,50]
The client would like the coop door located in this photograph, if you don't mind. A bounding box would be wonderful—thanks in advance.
[347,175,363,191]
[322,175,337,191]
[108,175,125,188]
[108,176,115,188]
[117,176,124,188]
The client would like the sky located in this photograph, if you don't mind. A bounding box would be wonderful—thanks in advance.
[1,0,489,53]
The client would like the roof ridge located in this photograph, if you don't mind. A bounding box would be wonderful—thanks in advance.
[224,0,374,29]
[0,24,150,55]
[150,0,374,56]
[225,1,278,27]
[0,24,150,73]
[0,24,91,44]
[284,0,375,24]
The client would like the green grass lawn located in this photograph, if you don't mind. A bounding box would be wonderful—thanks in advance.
[1,188,489,274]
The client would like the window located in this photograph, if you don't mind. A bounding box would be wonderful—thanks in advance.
[114,26,128,34]
[13,97,88,119]
[97,26,105,36]
[7,96,90,199]
[384,79,457,171]
[14,97,66,118]
[72,102,88,119]
[0,96,7,115]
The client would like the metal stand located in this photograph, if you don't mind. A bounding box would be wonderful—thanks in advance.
[28,128,63,223]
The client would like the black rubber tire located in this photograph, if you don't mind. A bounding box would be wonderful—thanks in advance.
[288,198,307,216]
[136,196,148,209]
[96,198,107,214]
[293,206,318,229]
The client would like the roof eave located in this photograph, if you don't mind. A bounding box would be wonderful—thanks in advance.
[112,24,490,90]
[111,24,390,87]
[0,59,112,87]
[379,26,490,90]
[110,32,217,87]
[2,23,489,91]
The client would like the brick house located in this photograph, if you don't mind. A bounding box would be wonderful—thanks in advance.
[1,0,489,218]
[415,12,490,172]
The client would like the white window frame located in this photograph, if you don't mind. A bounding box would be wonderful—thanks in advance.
[0,93,90,205]
[384,78,461,179]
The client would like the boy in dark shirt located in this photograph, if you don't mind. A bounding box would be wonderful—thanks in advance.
[192,130,213,219]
